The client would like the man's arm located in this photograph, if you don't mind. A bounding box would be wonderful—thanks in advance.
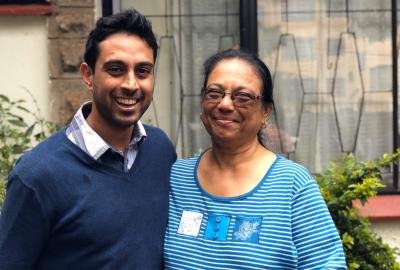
[0,174,49,269]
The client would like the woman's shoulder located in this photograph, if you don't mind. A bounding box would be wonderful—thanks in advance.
[171,155,200,173]
[274,155,310,172]
[169,156,200,188]
[267,156,318,197]
[173,155,199,165]
[272,155,314,185]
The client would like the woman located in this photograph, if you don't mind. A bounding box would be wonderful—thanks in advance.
[164,49,347,269]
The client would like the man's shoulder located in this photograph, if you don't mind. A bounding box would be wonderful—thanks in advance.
[141,124,177,160]
[21,129,66,159]
[10,129,70,179]
[143,124,168,138]
[142,124,174,147]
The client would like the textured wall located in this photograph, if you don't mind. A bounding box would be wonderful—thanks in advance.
[48,0,94,124]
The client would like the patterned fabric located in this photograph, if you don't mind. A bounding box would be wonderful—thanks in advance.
[65,102,146,171]
[164,155,347,270]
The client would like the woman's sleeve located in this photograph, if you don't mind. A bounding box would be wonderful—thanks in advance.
[291,176,347,270]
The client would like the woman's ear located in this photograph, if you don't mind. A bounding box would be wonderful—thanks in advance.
[80,63,94,91]
[263,104,273,123]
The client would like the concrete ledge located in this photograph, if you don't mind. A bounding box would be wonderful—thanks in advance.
[0,5,53,16]
[354,195,400,221]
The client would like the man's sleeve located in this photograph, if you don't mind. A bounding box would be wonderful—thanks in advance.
[0,174,49,269]
[292,178,347,269]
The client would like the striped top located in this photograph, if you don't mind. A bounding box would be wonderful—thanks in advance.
[164,155,347,269]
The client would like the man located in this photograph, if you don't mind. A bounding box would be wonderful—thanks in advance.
[0,9,176,269]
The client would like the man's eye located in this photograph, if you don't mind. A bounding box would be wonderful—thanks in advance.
[107,66,124,75]
[136,67,152,78]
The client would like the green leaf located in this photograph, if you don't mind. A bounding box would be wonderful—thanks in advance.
[0,94,10,102]
[25,124,35,137]
[12,144,25,154]
[7,119,27,127]
[0,93,58,208]
[16,105,30,113]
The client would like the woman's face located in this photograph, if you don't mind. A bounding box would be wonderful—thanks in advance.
[200,58,270,146]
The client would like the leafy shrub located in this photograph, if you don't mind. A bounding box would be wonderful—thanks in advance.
[316,151,400,270]
[0,94,57,207]
[0,180,5,208]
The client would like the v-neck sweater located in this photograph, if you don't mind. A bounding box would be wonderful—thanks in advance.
[0,125,176,270]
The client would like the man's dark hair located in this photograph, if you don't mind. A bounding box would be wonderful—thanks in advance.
[83,9,158,71]
[202,49,274,109]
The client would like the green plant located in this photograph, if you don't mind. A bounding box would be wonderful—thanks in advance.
[316,150,400,270]
[0,180,6,208]
[0,94,58,207]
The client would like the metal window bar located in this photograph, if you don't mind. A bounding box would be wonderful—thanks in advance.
[240,0,257,54]
[391,0,398,191]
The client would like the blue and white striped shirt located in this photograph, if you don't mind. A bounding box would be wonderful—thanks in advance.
[164,155,347,269]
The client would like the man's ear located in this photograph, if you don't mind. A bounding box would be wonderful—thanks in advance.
[80,62,94,91]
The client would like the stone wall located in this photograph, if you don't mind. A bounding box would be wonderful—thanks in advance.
[49,0,94,124]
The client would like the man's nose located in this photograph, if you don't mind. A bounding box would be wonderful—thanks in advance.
[121,71,139,90]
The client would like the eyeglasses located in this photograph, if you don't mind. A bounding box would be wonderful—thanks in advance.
[202,87,263,108]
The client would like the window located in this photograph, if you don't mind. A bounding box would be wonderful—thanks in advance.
[281,0,315,21]
[259,0,398,192]
[370,65,392,92]
[109,0,399,192]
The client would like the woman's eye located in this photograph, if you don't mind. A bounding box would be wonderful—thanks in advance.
[206,89,224,99]
[208,92,222,99]
[236,92,252,99]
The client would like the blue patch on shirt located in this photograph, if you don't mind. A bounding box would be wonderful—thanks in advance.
[204,215,231,241]
[232,216,262,243]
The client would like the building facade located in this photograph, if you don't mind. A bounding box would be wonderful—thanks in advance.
[2,0,398,184]
[1,0,400,260]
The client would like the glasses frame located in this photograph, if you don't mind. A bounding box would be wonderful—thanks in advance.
[201,87,263,108]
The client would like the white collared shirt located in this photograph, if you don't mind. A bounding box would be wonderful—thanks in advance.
[65,102,146,171]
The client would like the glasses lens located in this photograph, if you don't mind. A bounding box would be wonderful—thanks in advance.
[233,92,254,106]
[205,89,224,102]
[203,88,261,107]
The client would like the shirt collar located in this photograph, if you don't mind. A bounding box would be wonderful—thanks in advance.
[68,102,147,160]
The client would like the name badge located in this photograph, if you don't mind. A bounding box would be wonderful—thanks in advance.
[177,210,203,237]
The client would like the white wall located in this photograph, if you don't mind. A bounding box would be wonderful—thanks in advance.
[0,16,50,123]
[371,221,400,263]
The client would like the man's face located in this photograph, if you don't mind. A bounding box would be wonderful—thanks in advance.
[81,32,154,131]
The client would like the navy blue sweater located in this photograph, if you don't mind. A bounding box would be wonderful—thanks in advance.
[0,125,176,269]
